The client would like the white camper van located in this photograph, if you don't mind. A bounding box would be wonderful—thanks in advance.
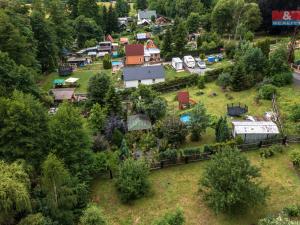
[183,55,196,68]
[172,57,183,71]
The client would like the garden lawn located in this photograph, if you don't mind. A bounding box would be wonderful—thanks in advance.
[165,67,191,81]
[40,62,116,93]
[92,145,300,225]
[160,82,272,118]
[160,82,299,146]
[295,49,300,61]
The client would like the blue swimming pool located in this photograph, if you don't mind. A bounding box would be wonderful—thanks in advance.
[112,61,122,66]
[180,114,191,123]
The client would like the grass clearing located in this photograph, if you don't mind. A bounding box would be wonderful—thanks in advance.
[165,67,191,81]
[39,62,116,93]
[295,49,300,61]
[92,145,300,225]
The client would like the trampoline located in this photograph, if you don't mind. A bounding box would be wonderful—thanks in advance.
[227,103,248,117]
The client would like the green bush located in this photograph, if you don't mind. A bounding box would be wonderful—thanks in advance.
[103,54,112,69]
[259,84,277,100]
[152,208,185,225]
[290,150,300,168]
[197,76,205,89]
[260,148,275,158]
[181,147,202,157]
[116,158,150,203]
[271,72,293,87]
[217,72,231,88]
[224,41,236,59]
[283,205,300,217]
[159,149,178,161]
[152,74,198,92]
[290,105,300,122]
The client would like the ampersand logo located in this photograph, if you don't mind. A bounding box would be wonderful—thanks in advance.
[283,11,292,20]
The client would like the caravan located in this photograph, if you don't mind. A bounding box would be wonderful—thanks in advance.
[172,57,183,71]
[183,56,196,68]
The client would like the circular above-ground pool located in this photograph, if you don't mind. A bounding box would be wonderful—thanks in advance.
[180,114,191,123]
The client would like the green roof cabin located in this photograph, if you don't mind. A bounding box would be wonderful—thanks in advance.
[127,114,152,132]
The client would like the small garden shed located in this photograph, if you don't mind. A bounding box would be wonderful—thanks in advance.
[232,121,280,143]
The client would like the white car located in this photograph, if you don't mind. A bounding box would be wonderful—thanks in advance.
[197,61,206,69]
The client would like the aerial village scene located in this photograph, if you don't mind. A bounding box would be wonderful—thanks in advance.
[0,0,300,225]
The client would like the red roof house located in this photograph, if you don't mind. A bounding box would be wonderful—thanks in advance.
[125,44,144,65]
[106,35,114,42]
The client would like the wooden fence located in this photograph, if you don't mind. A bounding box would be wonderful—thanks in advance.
[149,136,300,171]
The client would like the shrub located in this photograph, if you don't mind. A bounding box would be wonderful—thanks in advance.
[224,41,236,59]
[159,149,178,161]
[116,158,150,203]
[260,148,275,158]
[112,129,124,147]
[159,116,188,147]
[92,134,109,152]
[259,84,277,100]
[103,54,112,69]
[181,147,202,157]
[244,31,254,41]
[197,76,205,89]
[152,208,185,225]
[283,205,300,217]
[271,72,293,87]
[217,72,231,88]
[290,105,300,122]
[290,150,300,168]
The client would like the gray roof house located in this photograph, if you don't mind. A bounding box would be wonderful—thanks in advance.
[137,10,157,23]
[123,65,165,88]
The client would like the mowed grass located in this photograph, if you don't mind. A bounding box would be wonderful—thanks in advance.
[160,82,299,146]
[165,67,191,81]
[160,82,272,118]
[40,62,114,93]
[92,145,300,225]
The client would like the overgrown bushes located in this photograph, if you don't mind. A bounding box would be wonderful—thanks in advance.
[116,158,150,203]
[258,84,277,100]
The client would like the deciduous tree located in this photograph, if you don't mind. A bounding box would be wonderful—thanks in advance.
[200,147,269,213]
[116,158,150,203]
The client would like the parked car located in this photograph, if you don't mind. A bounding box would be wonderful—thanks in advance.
[198,61,206,69]
[194,57,206,69]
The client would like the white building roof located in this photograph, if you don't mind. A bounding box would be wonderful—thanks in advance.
[65,77,79,83]
[172,57,183,63]
[144,48,160,56]
[232,121,280,134]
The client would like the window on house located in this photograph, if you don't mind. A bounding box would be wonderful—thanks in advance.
[152,79,155,83]
[138,80,141,84]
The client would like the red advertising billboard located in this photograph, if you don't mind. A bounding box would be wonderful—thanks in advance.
[272,10,300,26]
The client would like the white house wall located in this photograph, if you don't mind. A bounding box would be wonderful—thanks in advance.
[125,78,165,88]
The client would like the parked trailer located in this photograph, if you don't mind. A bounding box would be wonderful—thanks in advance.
[172,57,183,70]
[183,55,196,68]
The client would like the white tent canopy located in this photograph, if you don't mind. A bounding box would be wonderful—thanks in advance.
[65,77,79,84]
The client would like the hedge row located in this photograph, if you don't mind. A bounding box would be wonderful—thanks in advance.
[158,140,237,161]
[151,74,199,92]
